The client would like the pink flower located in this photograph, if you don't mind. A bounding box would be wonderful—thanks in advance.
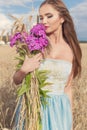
[10,23,49,52]
[26,23,48,52]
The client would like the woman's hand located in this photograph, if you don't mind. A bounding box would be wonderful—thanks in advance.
[20,53,43,74]
[13,53,43,85]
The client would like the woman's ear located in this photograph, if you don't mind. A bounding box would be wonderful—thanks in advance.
[60,17,64,24]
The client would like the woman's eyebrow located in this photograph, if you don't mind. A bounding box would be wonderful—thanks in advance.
[39,13,52,17]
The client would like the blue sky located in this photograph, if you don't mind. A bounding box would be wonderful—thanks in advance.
[0,0,87,41]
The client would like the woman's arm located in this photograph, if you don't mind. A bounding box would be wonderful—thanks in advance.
[13,53,43,85]
[13,69,26,85]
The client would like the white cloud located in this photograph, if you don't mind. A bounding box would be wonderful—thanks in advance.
[0,10,38,35]
[70,1,87,40]
[0,0,32,7]
[0,0,42,36]
[1,0,87,40]
[0,0,41,7]
[0,13,12,35]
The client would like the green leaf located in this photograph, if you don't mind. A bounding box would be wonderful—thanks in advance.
[17,84,29,96]
[40,89,50,97]
[15,56,24,61]
[39,82,52,88]
[16,64,22,70]
[25,73,32,87]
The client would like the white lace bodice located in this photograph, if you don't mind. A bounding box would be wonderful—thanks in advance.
[39,58,72,95]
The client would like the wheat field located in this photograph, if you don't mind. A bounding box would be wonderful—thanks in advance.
[0,43,87,130]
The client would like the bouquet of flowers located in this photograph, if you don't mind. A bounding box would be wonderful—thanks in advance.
[10,23,51,130]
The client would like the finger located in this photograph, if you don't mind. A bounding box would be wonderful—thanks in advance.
[25,55,29,60]
[33,55,42,62]
[36,53,43,59]
[37,55,43,61]
[35,63,41,69]
[34,53,42,59]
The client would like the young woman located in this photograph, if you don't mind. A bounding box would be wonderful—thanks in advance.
[13,0,82,130]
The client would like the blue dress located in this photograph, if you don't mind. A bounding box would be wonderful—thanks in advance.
[14,58,73,130]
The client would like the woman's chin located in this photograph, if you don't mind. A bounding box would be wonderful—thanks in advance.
[46,30,54,35]
[45,29,51,34]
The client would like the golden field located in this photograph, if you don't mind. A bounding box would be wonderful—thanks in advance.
[0,43,87,130]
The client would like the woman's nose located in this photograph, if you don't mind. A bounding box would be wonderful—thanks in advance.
[42,17,47,24]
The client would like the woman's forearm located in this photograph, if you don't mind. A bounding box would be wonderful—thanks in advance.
[13,69,26,85]
[13,54,43,85]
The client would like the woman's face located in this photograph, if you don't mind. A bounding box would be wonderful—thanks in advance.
[39,4,64,34]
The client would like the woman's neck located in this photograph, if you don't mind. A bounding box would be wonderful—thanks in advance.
[47,27,64,45]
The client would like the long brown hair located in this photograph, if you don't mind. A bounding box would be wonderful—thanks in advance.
[40,0,82,78]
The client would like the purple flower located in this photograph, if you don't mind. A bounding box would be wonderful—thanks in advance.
[26,23,49,52]
[10,23,49,52]
[10,32,28,47]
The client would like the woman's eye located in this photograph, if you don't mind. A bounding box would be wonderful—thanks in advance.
[47,15,53,18]
[39,15,53,21]
[39,17,43,20]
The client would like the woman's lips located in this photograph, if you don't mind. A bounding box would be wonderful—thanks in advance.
[45,26,49,29]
